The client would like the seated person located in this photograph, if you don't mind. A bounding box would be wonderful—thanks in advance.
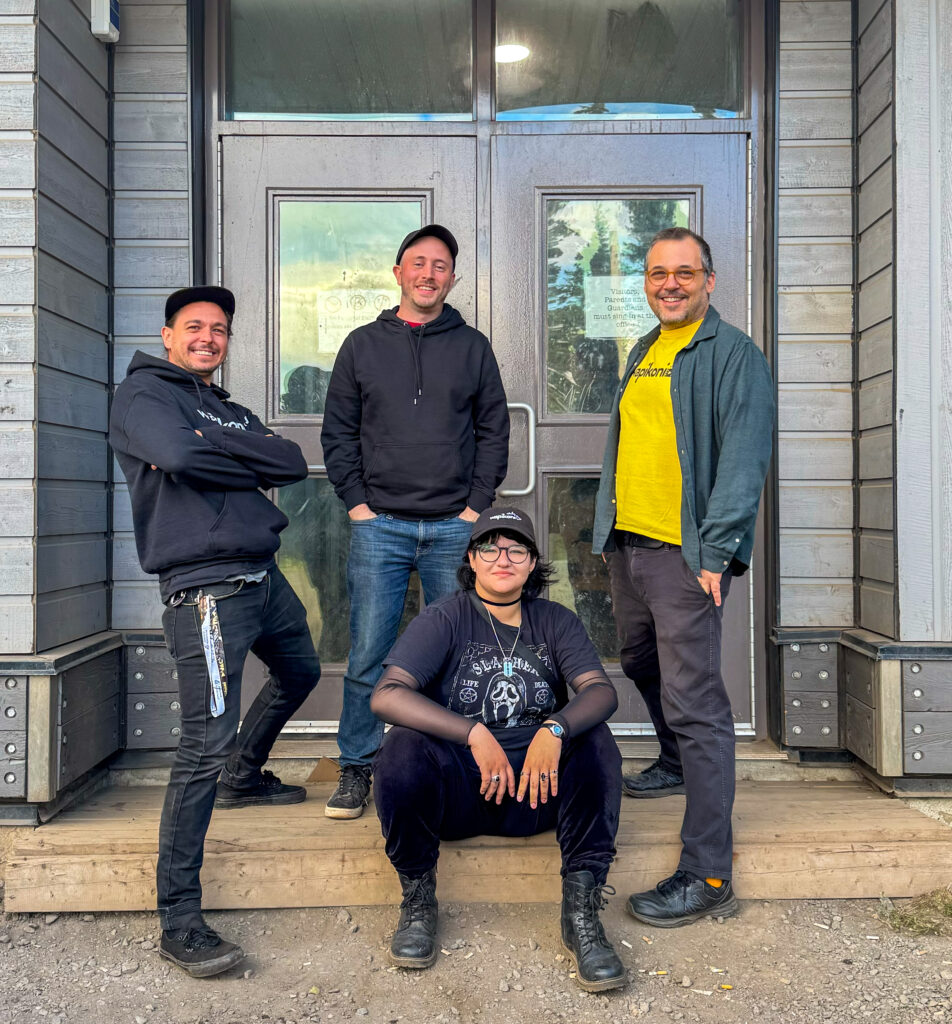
[370,507,626,992]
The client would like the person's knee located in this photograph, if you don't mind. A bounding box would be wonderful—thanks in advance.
[563,724,621,785]
[174,734,236,781]
[619,645,659,685]
[373,727,445,788]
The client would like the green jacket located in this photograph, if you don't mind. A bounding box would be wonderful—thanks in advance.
[592,305,775,576]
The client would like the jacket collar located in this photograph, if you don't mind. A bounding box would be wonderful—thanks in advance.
[637,303,722,351]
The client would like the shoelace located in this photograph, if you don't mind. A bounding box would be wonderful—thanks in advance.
[259,769,281,789]
[573,883,615,948]
[337,765,371,798]
[176,926,222,951]
[656,869,695,897]
[399,876,434,922]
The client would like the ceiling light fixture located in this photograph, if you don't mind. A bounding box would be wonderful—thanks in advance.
[495,44,530,63]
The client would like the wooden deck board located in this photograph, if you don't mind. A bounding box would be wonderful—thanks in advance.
[5,780,952,912]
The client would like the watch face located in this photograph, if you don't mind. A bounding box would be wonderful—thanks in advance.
[548,723,563,737]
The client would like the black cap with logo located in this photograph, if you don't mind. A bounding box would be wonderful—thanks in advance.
[469,507,536,548]
[395,224,459,267]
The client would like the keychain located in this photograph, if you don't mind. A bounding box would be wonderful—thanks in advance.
[198,590,228,717]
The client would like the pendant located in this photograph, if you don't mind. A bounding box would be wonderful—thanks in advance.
[503,659,513,678]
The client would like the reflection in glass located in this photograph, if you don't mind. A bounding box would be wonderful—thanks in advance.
[546,198,689,414]
[278,200,421,415]
[496,0,744,121]
[276,479,420,663]
[225,0,472,120]
[547,477,618,662]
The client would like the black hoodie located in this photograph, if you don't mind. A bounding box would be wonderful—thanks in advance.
[320,305,509,518]
[109,352,307,600]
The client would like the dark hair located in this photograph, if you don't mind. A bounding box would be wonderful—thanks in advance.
[456,529,558,599]
[165,307,234,336]
[647,227,714,276]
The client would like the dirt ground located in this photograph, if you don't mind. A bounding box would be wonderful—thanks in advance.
[2,876,951,1024]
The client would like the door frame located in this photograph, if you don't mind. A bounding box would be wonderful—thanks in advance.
[200,0,771,739]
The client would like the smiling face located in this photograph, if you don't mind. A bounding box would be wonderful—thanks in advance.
[468,532,538,602]
[393,236,455,323]
[161,301,231,382]
[644,237,716,329]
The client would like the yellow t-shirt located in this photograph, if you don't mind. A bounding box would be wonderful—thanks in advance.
[614,320,702,544]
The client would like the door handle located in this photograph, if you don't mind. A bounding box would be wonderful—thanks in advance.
[499,402,536,497]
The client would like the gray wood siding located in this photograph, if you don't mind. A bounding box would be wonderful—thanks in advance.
[112,0,190,630]
[856,0,896,638]
[0,5,35,652]
[777,2,854,627]
[35,0,109,650]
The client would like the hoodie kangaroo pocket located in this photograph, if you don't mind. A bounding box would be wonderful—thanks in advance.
[365,442,464,501]
[206,493,231,555]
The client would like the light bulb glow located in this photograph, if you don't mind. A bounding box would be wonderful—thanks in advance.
[495,44,530,63]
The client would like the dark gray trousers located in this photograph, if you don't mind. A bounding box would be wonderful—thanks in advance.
[607,542,735,879]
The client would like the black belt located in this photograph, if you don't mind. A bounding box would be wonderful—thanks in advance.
[614,528,679,551]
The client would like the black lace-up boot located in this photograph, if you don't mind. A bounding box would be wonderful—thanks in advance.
[388,869,438,968]
[160,920,245,978]
[560,870,627,992]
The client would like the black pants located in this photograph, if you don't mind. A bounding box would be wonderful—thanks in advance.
[607,544,735,880]
[373,723,622,884]
[157,566,320,930]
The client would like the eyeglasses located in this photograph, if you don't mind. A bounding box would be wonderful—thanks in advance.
[645,267,707,286]
[474,543,531,564]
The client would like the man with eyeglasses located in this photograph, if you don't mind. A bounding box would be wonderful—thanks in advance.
[592,227,775,927]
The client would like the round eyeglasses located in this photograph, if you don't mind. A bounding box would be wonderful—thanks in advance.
[645,267,707,286]
[474,543,531,564]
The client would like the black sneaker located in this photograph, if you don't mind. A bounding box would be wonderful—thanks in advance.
[626,869,738,928]
[214,768,306,809]
[324,764,372,819]
[622,759,686,799]
[159,923,245,978]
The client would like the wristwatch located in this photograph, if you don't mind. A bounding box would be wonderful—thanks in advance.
[542,720,565,739]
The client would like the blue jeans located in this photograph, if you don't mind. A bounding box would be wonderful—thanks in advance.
[157,566,320,930]
[339,513,473,767]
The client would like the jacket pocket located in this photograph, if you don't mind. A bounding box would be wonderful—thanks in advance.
[207,493,231,555]
[365,443,465,502]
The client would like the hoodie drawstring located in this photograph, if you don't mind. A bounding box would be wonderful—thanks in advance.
[408,323,425,405]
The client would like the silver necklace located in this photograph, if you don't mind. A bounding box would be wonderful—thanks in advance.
[487,609,521,678]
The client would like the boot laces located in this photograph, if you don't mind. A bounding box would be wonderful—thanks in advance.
[574,883,615,947]
[399,876,434,923]
[337,764,371,799]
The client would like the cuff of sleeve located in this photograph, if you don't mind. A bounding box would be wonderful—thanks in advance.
[341,483,368,510]
[467,491,493,513]
[700,545,735,574]
[197,423,227,448]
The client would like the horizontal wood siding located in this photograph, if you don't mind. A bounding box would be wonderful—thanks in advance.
[112,0,190,630]
[35,0,109,649]
[777,1,854,627]
[0,6,35,652]
[856,0,896,638]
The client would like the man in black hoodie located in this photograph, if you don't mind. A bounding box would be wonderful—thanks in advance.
[109,286,321,977]
[321,225,510,820]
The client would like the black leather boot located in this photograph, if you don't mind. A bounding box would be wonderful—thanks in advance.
[561,870,627,992]
[389,869,438,968]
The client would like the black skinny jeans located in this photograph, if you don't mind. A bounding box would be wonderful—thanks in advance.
[157,566,320,930]
[373,723,622,884]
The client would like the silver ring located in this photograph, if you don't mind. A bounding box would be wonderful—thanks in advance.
[491,774,500,782]
[550,769,559,775]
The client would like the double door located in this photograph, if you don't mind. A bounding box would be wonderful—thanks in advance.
[221,129,762,735]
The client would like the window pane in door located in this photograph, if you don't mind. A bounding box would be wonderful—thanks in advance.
[278,199,422,415]
[496,0,744,120]
[225,0,473,120]
[547,477,618,662]
[546,197,689,414]
[276,477,421,663]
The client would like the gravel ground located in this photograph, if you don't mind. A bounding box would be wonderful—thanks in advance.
[1,885,951,1024]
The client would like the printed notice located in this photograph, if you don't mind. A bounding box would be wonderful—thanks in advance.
[317,288,395,352]
[583,276,654,339]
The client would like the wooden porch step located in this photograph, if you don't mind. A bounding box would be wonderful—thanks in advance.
[5,780,951,913]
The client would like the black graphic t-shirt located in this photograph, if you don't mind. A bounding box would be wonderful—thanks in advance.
[384,590,603,750]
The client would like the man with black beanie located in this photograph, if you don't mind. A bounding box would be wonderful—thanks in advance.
[321,224,510,820]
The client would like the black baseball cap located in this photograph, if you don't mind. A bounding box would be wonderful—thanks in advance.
[469,507,536,548]
[395,224,459,267]
[165,285,236,323]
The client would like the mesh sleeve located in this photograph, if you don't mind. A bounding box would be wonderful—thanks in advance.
[548,669,618,740]
[370,665,474,746]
